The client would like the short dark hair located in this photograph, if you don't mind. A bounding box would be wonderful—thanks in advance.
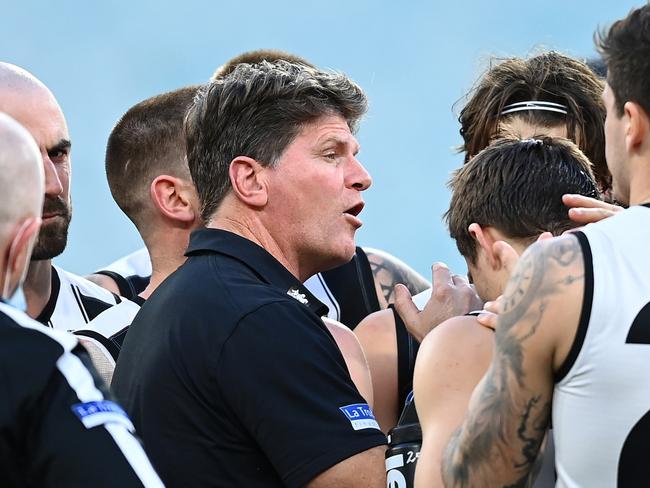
[459,52,609,192]
[185,60,367,222]
[105,86,199,233]
[596,4,650,117]
[212,49,314,80]
[445,137,599,263]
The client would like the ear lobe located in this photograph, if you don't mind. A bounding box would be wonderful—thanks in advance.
[150,176,197,224]
[468,223,498,269]
[229,156,268,208]
[624,101,649,152]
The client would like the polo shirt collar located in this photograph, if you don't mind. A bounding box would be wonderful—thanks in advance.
[186,228,329,318]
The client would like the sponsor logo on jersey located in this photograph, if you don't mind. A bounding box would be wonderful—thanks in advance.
[71,400,135,431]
[339,403,380,431]
[287,287,309,305]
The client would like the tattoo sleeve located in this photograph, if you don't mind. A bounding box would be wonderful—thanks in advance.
[441,236,584,488]
[365,249,430,304]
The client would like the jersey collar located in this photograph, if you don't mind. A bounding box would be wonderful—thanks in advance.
[185,228,329,318]
[34,266,60,326]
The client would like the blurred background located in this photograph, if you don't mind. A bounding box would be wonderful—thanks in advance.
[1,0,637,277]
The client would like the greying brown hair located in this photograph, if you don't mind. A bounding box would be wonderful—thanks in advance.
[185,60,367,222]
[212,49,314,80]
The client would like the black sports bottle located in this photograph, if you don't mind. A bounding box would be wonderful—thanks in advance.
[385,397,421,488]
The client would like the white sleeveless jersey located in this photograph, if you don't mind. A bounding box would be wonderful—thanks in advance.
[553,204,650,488]
[99,247,152,277]
[104,247,342,321]
[44,266,122,331]
[304,273,341,321]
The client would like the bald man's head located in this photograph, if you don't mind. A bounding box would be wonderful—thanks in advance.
[0,113,44,295]
[0,63,72,261]
[0,112,44,227]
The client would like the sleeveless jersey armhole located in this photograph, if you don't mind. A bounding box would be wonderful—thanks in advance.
[391,304,420,412]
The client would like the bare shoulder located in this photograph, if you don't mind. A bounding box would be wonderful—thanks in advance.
[84,273,121,295]
[420,315,494,360]
[354,308,396,342]
[416,315,494,391]
[323,318,363,356]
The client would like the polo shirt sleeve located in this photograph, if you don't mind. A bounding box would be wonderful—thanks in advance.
[217,299,387,488]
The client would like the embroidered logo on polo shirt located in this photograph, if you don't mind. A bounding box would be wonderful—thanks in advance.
[287,287,309,305]
[71,400,135,432]
[339,403,381,431]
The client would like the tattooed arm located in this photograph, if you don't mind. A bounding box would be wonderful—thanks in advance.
[364,247,431,306]
[441,235,585,487]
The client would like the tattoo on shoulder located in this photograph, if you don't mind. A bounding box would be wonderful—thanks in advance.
[442,236,583,487]
[366,251,429,304]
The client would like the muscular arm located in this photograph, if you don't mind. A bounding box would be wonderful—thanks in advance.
[364,247,430,306]
[323,317,374,407]
[355,309,400,433]
[442,235,584,487]
[413,316,494,488]
[307,445,387,488]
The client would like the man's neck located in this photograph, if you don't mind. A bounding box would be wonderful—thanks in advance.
[141,228,193,300]
[627,153,650,206]
[209,214,303,280]
[23,259,52,320]
[141,252,186,300]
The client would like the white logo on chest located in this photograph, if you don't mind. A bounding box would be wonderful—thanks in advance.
[287,287,309,305]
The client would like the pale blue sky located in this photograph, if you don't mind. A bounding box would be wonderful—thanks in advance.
[1,0,638,277]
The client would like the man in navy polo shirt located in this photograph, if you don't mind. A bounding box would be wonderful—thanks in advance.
[112,60,387,487]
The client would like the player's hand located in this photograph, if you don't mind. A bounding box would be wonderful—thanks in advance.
[563,193,623,224]
[394,262,482,342]
[477,296,502,330]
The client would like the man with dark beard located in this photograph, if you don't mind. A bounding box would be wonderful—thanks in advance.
[0,62,123,330]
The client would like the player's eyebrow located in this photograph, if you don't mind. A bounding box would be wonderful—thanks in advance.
[48,139,72,153]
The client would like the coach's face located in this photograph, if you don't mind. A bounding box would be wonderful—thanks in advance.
[264,114,371,280]
[1,86,72,260]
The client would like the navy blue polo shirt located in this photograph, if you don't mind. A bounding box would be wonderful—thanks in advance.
[112,228,386,487]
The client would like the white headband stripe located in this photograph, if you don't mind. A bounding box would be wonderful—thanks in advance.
[501,100,568,116]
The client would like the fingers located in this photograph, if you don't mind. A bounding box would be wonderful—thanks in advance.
[563,194,623,224]
[563,193,620,210]
[567,207,618,224]
[393,283,421,334]
[477,311,497,330]
[537,232,553,242]
[483,296,502,314]
[431,262,453,290]
[452,274,469,287]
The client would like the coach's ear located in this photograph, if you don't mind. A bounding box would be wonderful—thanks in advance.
[625,101,650,153]
[150,175,197,224]
[229,156,268,208]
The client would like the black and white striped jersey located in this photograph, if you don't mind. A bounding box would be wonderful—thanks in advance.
[0,301,163,487]
[36,265,124,331]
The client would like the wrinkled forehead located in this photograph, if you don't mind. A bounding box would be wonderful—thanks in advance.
[0,85,68,151]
